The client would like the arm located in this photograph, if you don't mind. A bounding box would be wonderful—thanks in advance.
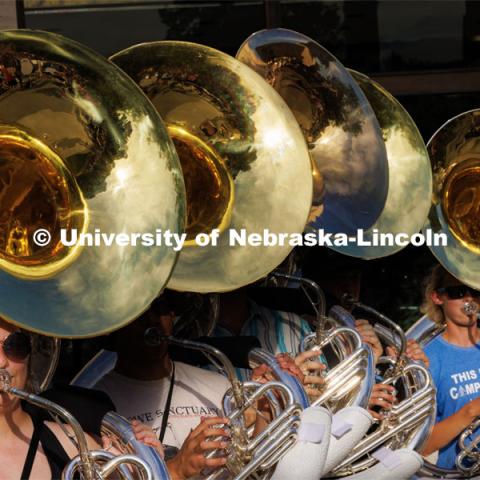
[422,400,480,455]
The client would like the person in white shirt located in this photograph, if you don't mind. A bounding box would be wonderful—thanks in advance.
[94,295,232,480]
[94,293,297,480]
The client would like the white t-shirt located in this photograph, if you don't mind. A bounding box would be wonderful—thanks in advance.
[94,361,231,449]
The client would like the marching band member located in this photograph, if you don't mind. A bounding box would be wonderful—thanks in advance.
[92,295,232,478]
[93,294,300,479]
[0,317,161,479]
[421,265,480,469]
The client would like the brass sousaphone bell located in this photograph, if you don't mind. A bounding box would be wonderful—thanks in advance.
[236,28,432,258]
[424,109,480,290]
[0,29,184,480]
[110,41,313,293]
[0,29,185,338]
[236,28,390,238]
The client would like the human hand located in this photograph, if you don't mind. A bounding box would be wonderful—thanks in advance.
[167,417,230,480]
[276,353,305,383]
[405,340,430,368]
[367,383,397,420]
[355,319,383,363]
[294,349,326,398]
[131,420,164,457]
[101,435,122,456]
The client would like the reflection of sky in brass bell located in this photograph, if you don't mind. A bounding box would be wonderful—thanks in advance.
[236,29,389,236]
[331,70,432,258]
[377,127,431,233]
[57,114,180,328]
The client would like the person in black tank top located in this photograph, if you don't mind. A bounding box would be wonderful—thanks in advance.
[0,317,163,480]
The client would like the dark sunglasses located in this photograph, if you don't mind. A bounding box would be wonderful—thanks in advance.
[0,332,31,362]
[437,285,480,300]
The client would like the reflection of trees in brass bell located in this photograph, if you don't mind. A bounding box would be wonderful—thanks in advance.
[351,71,425,155]
[135,62,258,177]
[0,126,87,278]
[263,56,363,143]
[0,49,121,201]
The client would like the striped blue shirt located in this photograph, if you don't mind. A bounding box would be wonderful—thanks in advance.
[213,301,313,381]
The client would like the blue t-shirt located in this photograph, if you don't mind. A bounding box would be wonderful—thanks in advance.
[424,335,480,469]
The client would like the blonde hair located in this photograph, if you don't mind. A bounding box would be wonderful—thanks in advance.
[420,264,458,325]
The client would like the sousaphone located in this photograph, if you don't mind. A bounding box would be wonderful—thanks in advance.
[110,41,313,293]
[236,29,432,257]
[236,28,389,237]
[0,30,185,338]
[424,109,480,289]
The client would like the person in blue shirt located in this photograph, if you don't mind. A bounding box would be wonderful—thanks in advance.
[422,265,480,469]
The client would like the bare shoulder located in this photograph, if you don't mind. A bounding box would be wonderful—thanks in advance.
[44,421,101,458]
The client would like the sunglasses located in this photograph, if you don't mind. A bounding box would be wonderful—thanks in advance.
[0,332,31,362]
[437,285,480,300]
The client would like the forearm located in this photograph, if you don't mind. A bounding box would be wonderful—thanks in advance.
[422,406,475,455]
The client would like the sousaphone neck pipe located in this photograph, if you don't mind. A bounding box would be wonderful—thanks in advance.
[144,329,244,407]
[270,272,328,336]
[0,369,96,480]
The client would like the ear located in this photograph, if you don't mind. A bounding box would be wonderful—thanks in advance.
[431,290,443,305]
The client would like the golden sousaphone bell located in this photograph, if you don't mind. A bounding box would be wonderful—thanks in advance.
[0,29,185,338]
[109,41,313,293]
[424,109,480,289]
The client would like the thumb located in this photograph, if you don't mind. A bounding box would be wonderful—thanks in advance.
[102,435,113,450]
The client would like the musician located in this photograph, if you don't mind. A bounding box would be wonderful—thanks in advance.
[421,265,480,469]
[0,317,161,479]
[302,247,430,418]
[92,294,232,477]
[93,293,305,479]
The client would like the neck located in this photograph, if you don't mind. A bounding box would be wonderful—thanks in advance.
[0,399,32,441]
[115,349,172,381]
[218,292,250,335]
[443,318,480,347]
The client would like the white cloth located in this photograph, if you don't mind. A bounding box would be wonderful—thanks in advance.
[322,407,373,475]
[94,361,230,449]
[272,407,331,480]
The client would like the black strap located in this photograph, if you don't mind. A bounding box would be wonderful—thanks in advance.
[159,362,175,443]
[21,419,43,480]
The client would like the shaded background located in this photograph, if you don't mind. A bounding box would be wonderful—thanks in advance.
[5,0,480,378]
